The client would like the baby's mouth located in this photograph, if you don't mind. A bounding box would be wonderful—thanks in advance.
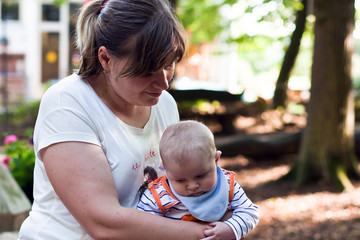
[189,191,205,197]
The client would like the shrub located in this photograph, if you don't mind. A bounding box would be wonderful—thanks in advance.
[2,133,35,201]
[0,100,40,142]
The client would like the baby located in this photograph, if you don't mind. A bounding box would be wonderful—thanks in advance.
[137,120,259,239]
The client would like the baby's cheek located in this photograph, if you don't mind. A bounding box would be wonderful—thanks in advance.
[205,179,217,192]
[173,183,186,195]
[211,177,218,188]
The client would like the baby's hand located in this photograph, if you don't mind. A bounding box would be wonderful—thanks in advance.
[200,222,236,240]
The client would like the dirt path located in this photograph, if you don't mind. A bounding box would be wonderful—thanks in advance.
[219,155,360,240]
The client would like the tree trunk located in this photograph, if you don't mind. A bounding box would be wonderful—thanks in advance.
[272,0,308,109]
[291,0,359,191]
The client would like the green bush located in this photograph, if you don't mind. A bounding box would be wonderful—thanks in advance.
[0,100,40,142]
[2,134,35,201]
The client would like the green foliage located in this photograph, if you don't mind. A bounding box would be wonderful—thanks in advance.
[53,0,68,6]
[2,135,35,189]
[7,101,39,126]
[0,101,38,199]
[176,0,311,84]
[177,99,222,115]
[0,101,40,141]
[287,101,305,115]
[176,0,305,52]
[177,0,232,43]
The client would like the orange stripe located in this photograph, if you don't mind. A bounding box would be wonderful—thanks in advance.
[164,201,179,209]
[149,177,167,214]
[160,176,180,201]
[227,171,235,202]
[181,215,201,222]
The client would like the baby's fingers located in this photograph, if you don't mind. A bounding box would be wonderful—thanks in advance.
[204,228,214,237]
[207,222,217,227]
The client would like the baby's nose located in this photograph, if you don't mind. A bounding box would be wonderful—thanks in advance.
[187,182,200,190]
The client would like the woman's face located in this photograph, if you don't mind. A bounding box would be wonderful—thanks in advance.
[107,57,175,107]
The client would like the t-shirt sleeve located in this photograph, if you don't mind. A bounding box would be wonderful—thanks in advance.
[34,88,101,159]
[224,181,260,239]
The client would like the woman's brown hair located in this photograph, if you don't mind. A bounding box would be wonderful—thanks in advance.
[76,0,186,79]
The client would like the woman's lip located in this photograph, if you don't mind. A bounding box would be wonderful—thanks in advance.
[146,92,162,98]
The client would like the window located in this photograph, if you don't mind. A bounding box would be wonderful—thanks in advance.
[1,1,19,21]
[42,4,60,22]
[42,32,59,82]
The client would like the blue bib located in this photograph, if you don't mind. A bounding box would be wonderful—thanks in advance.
[169,166,229,222]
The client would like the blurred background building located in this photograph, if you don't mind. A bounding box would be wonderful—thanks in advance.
[0,0,83,109]
[0,0,256,111]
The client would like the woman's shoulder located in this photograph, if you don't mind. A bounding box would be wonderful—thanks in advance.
[36,74,98,118]
[43,74,86,96]
[40,74,91,106]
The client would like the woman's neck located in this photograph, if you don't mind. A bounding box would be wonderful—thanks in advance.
[87,75,151,128]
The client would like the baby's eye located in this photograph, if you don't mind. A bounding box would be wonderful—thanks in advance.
[175,179,185,183]
[196,173,207,179]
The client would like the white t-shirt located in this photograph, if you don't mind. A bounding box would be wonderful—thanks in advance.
[19,73,179,240]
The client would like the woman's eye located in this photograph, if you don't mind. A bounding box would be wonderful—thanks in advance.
[164,62,175,70]
[142,72,153,77]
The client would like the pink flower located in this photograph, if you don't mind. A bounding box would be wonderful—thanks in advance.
[4,134,18,144]
[1,155,11,170]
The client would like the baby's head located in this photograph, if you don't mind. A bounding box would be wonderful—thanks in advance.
[159,120,221,197]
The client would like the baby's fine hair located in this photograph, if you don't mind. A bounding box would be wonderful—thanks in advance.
[76,0,186,78]
[160,120,216,167]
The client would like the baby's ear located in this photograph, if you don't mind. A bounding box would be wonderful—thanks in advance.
[215,150,222,164]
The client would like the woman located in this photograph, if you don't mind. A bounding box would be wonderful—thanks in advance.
[19,0,209,239]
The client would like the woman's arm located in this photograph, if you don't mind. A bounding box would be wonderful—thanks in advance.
[42,141,208,240]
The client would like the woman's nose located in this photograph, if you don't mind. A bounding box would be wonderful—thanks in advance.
[152,69,170,90]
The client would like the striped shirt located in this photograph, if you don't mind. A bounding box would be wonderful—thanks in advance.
[137,169,259,239]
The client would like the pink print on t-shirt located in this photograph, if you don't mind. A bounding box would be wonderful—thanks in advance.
[132,149,157,171]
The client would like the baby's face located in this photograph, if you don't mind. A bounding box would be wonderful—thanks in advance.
[165,157,217,197]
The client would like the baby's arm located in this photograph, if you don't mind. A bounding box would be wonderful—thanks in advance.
[137,188,165,216]
[223,181,259,239]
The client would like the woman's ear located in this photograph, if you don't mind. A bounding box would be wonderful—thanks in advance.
[98,46,111,72]
[215,150,222,165]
